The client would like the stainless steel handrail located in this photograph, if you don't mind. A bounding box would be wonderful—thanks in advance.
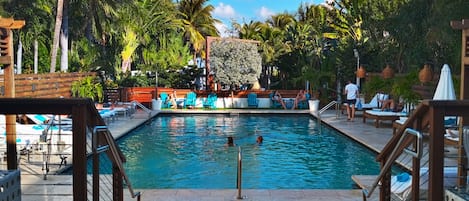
[236,146,244,199]
[363,128,423,199]
[319,100,337,114]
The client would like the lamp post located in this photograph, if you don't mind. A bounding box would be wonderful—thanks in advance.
[353,48,360,88]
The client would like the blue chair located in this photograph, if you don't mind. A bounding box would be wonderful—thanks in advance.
[184,91,197,108]
[203,93,217,109]
[269,92,283,108]
[247,93,259,108]
[298,93,311,109]
[159,92,172,108]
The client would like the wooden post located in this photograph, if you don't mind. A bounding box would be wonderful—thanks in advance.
[451,19,469,100]
[451,19,469,187]
[0,18,25,170]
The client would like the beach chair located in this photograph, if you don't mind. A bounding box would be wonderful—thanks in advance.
[363,110,407,128]
[269,92,283,109]
[203,93,217,109]
[247,93,259,108]
[297,93,311,109]
[391,167,462,200]
[184,91,197,108]
[159,92,172,108]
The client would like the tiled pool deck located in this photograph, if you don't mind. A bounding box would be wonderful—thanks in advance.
[20,108,446,201]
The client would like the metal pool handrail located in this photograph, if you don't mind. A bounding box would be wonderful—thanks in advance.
[236,146,245,199]
[363,128,423,199]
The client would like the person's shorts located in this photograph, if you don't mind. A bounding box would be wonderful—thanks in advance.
[345,99,356,105]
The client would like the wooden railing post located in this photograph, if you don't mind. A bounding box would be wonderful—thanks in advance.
[73,104,88,201]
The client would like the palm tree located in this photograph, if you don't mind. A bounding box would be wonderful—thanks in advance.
[117,0,181,74]
[70,0,121,46]
[266,13,295,30]
[50,0,64,73]
[233,20,263,40]
[2,0,54,73]
[177,0,220,63]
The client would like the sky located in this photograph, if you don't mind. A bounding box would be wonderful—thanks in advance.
[209,0,326,37]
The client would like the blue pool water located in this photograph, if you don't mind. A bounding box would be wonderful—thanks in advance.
[115,114,390,189]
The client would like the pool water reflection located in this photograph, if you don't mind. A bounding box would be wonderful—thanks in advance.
[118,114,386,189]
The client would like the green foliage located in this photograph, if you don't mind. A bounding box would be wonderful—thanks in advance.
[117,74,152,87]
[71,76,104,103]
[210,40,262,86]
[142,33,191,72]
[362,75,393,99]
[391,70,421,105]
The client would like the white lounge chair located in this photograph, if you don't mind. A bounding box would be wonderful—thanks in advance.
[392,167,461,200]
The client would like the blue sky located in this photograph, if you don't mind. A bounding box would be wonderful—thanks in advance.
[209,0,326,36]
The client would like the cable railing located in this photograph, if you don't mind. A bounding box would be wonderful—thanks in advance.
[90,126,141,201]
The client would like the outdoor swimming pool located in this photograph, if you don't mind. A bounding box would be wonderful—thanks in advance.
[117,114,388,189]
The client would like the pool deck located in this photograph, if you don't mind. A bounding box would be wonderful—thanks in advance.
[20,108,430,201]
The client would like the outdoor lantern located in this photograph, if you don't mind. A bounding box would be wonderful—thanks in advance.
[382,64,394,79]
[419,64,433,83]
[357,65,366,78]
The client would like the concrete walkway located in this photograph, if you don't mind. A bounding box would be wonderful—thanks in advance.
[19,108,410,201]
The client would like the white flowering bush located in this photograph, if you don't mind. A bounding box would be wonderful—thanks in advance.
[209,39,262,86]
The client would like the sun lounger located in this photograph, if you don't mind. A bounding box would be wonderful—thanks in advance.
[392,167,462,201]
[341,93,389,114]
[363,110,407,128]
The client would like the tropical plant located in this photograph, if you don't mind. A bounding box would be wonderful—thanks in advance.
[71,76,104,103]
[210,39,262,87]
[362,75,393,100]
[177,0,220,62]
[391,70,421,105]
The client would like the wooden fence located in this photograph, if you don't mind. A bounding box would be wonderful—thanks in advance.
[0,72,96,98]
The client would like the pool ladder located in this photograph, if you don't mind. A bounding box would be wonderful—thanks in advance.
[236,146,246,199]
[318,100,339,116]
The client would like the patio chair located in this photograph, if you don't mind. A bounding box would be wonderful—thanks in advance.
[159,92,172,108]
[184,91,197,108]
[247,93,259,108]
[203,93,217,109]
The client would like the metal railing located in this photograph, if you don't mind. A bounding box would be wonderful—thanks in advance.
[318,100,338,115]
[131,100,152,117]
[236,147,244,199]
[362,128,423,200]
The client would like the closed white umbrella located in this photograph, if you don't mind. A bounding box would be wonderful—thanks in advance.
[433,64,456,100]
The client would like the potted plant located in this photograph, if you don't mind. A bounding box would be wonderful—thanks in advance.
[71,76,104,103]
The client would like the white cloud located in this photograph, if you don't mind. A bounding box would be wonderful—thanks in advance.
[213,3,236,19]
[214,22,238,38]
[257,6,275,20]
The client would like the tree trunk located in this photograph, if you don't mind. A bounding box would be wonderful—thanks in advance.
[50,0,64,73]
[34,40,38,74]
[60,0,68,72]
[16,40,22,74]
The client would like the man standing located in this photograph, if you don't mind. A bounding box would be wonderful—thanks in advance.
[344,80,359,121]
